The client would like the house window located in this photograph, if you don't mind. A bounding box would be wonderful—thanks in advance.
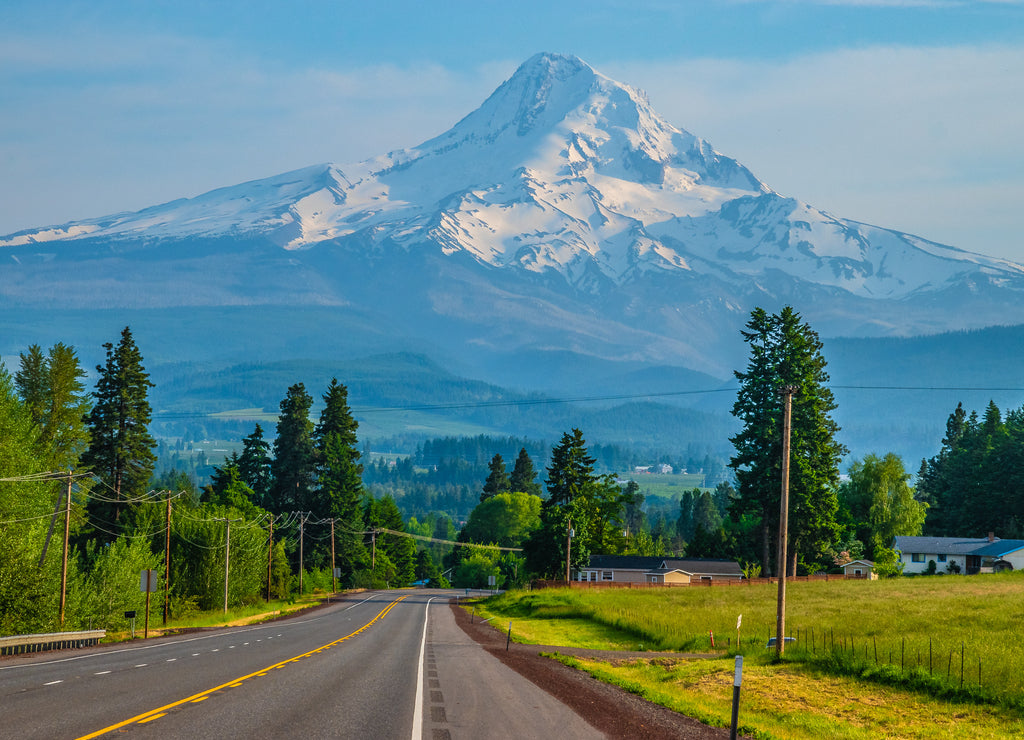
[912,553,925,562]
[937,554,947,563]
[854,569,862,575]
[700,576,712,582]
[602,571,613,581]
[589,571,597,582]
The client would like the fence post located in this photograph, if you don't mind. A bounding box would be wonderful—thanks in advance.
[730,656,743,740]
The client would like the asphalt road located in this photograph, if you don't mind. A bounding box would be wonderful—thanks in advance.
[0,590,602,739]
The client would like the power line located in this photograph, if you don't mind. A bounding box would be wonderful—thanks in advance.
[375,526,522,552]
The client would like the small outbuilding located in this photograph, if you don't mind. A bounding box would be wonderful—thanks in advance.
[841,559,877,579]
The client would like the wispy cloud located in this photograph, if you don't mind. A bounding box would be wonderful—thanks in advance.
[606,44,1024,259]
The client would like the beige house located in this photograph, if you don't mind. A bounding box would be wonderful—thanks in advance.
[577,555,743,584]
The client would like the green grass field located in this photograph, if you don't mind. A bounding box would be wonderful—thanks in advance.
[625,472,708,497]
[477,575,1024,738]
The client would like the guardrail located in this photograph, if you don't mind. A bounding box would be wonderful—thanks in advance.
[0,630,106,656]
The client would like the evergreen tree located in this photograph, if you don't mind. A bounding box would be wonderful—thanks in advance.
[509,447,542,496]
[480,453,510,501]
[524,429,610,578]
[364,495,415,587]
[15,344,47,425]
[238,424,272,509]
[728,307,846,576]
[621,480,645,538]
[314,379,360,462]
[269,383,315,513]
[81,327,157,533]
[16,342,91,470]
[206,456,261,518]
[41,343,91,470]
[310,379,366,578]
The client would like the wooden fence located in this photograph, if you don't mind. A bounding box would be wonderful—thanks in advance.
[533,573,869,590]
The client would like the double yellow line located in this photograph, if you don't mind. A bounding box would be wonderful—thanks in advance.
[78,596,407,739]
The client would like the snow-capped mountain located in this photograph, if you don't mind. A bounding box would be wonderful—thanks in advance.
[4,52,1024,378]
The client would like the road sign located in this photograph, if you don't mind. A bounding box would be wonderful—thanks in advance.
[140,569,159,592]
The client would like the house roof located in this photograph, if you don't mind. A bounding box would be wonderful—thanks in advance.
[970,540,1024,557]
[586,555,743,576]
[587,555,664,570]
[892,536,1024,557]
[893,536,998,556]
[843,560,875,567]
[662,558,744,576]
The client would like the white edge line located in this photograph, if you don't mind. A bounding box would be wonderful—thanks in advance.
[411,596,435,740]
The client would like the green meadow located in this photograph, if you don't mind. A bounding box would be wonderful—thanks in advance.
[478,575,1024,738]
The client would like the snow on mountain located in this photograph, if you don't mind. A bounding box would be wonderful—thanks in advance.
[4,52,1024,308]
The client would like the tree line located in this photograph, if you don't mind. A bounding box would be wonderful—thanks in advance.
[0,327,430,636]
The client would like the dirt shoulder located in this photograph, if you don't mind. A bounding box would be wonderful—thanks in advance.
[450,599,748,740]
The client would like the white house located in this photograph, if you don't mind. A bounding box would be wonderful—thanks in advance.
[893,535,1024,575]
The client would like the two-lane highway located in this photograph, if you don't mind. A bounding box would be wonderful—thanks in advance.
[0,591,603,739]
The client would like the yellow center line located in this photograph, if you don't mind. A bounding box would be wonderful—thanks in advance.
[76,596,407,739]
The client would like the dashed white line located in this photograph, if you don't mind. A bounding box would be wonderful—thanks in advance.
[166,658,177,662]
[44,680,63,686]
[94,671,111,676]
[135,664,147,668]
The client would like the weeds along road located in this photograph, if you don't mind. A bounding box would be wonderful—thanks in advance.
[0,590,603,740]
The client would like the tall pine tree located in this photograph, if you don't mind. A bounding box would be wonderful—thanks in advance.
[728,306,845,576]
[238,423,273,509]
[269,383,315,513]
[509,447,542,496]
[312,379,366,580]
[480,453,510,501]
[81,327,156,534]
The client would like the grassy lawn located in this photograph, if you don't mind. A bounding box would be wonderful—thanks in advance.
[475,575,1024,738]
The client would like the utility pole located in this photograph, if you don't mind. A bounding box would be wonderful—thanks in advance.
[59,471,72,626]
[163,492,171,625]
[371,529,376,572]
[299,512,306,595]
[223,517,231,614]
[330,518,337,595]
[266,516,274,603]
[565,518,574,584]
[776,385,798,658]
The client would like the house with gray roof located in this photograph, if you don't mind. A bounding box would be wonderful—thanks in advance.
[893,535,1024,575]
[579,554,743,585]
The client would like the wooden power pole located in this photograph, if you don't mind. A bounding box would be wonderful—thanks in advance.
[775,385,798,658]
[266,516,274,603]
[59,471,72,625]
[163,492,171,625]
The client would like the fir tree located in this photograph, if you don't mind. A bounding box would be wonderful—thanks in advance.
[309,379,366,578]
[509,447,542,496]
[728,306,845,576]
[269,383,315,513]
[81,327,156,533]
[16,342,91,469]
[238,424,272,509]
[480,453,510,501]
[15,344,47,425]
[524,428,607,578]
[41,343,91,470]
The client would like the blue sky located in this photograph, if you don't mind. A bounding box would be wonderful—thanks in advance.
[2,0,1023,259]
